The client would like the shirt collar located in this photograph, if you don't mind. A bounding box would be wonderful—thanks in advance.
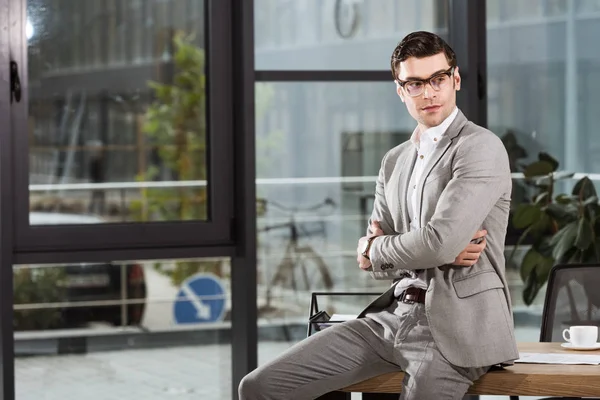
[411,107,459,149]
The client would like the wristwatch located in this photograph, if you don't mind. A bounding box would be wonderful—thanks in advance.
[360,237,377,260]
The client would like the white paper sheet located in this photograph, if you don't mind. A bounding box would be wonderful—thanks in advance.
[329,314,358,322]
[516,352,600,365]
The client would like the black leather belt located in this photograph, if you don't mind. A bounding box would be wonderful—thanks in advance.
[398,287,427,304]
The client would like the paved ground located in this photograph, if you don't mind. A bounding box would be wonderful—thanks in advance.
[16,326,547,400]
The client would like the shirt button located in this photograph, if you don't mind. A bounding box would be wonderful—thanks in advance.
[433,138,438,142]
[413,185,416,189]
[420,155,424,159]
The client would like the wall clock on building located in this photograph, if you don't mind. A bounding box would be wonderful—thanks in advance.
[334,0,361,39]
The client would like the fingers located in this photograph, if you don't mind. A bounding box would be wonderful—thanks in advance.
[371,221,383,232]
[465,238,486,252]
[454,252,480,266]
[370,220,384,236]
[454,259,479,267]
[455,253,479,261]
[472,229,488,239]
[454,246,484,266]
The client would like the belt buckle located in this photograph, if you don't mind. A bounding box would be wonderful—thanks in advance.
[401,292,415,304]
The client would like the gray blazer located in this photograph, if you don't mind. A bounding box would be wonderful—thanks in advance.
[357,110,519,368]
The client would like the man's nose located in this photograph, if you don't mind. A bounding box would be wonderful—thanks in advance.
[423,83,435,99]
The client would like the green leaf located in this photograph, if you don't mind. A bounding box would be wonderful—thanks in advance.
[584,202,599,222]
[573,177,597,199]
[534,176,551,186]
[545,203,577,223]
[555,194,574,205]
[519,247,554,286]
[523,269,542,306]
[538,152,559,171]
[537,256,555,285]
[553,171,575,181]
[536,236,555,258]
[585,203,600,223]
[550,221,578,262]
[513,204,542,229]
[530,212,551,235]
[534,192,549,205]
[583,196,598,206]
[520,248,542,282]
[574,219,593,250]
[524,161,555,178]
[521,252,553,306]
[509,225,532,263]
[566,247,581,264]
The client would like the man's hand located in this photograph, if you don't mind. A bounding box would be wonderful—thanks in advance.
[454,229,487,267]
[357,221,384,270]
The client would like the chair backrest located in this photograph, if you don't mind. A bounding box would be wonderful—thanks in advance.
[540,263,600,342]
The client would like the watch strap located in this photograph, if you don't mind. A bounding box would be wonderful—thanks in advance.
[362,236,376,260]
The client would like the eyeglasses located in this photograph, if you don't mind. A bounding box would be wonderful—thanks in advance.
[396,67,455,97]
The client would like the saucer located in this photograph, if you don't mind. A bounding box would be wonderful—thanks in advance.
[561,342,600,351]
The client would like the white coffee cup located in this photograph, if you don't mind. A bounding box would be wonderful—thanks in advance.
[562,326,598,347]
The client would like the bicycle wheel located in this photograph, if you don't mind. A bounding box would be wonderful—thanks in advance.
[294,246,334,292]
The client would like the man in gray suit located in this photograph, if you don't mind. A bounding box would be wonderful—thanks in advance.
[239,31,519,400]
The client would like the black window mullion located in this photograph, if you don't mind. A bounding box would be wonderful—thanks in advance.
[449,0,487,127]
[1,0,21,398]
[207,0,234,227]
[256,70,391,82]
[230,0,257,399]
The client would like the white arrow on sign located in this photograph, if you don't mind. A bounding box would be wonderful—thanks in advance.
[181,283,211,320]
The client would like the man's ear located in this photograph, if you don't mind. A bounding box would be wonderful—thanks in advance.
[396,82,405,103]
[454,66,461,91]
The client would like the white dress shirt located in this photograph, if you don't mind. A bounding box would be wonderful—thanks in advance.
[393,107,459,298]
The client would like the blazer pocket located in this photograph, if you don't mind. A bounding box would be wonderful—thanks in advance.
[424,170,451,185]
[453,271,504,298]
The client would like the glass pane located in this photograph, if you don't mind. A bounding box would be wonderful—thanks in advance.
[487,0,600,338]
[254,81,550,356]
[487,0,600,174]
[15,257,232,399]
[255,82,415,342]
[254,0,449,70]
[27,0,208,224]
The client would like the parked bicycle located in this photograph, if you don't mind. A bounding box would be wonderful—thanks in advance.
[257,197,337,314]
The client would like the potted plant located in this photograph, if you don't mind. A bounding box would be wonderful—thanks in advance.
[511,153,600,305]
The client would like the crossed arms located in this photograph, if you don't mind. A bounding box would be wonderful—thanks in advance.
[363,133,510,272]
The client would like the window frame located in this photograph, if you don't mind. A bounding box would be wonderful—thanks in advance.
[11,0,235,257]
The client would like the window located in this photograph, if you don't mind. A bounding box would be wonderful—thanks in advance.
[256,82,414,325]
[254,0,449,70]
[27,0,208,224]
[15,257,232,400]
[12,0,234,252]
[487,0,600,339]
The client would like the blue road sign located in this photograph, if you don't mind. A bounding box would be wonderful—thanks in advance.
[174,273,226,324]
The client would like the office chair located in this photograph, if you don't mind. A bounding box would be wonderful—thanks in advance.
[511,263,600,400]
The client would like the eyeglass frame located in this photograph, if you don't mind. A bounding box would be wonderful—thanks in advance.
[395,66,456,97]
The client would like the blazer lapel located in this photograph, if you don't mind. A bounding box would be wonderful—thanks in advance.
[415,110,469,226]
[398,145,417,233]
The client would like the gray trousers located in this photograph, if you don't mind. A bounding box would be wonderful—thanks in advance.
[239,299,490,400]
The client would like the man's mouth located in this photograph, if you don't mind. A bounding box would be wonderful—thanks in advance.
[422,105,441,112]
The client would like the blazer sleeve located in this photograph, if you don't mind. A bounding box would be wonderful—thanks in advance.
[366,151,396,236]
[369,131,510,271]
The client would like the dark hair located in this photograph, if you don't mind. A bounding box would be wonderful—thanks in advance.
[390,31,457,81]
